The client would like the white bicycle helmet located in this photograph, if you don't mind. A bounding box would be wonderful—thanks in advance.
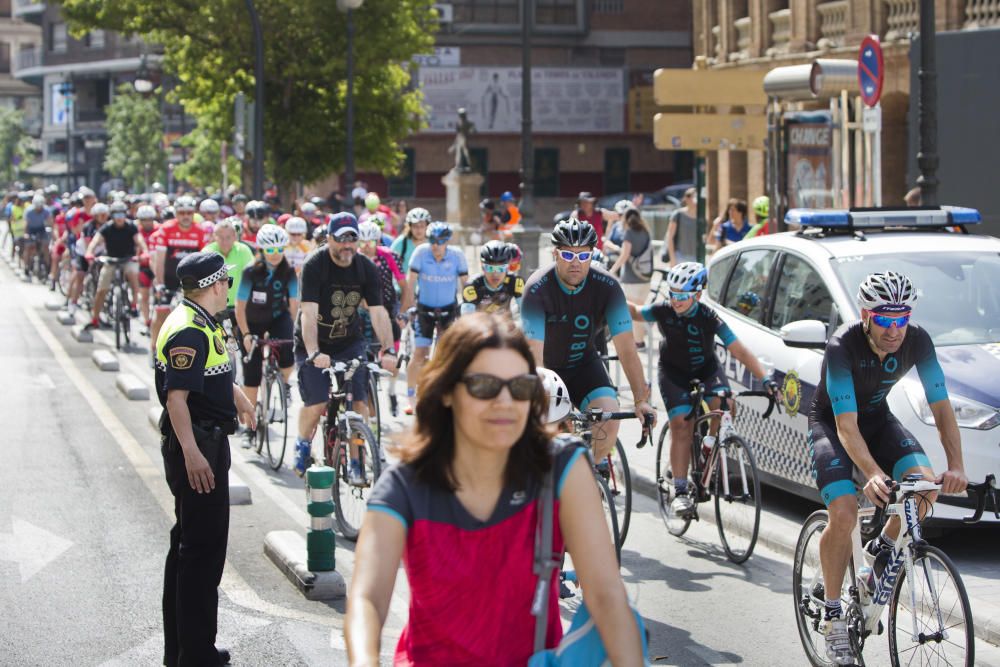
[857,271,917,313]
[300,202,318,217]
[91,202,110,217]
[199,198,220,214]
[256,223,289,249]
[285,216,308,235]
[665,261,708,292]
[406,207,432,225]
[538,368,572,424]
[136,204,157,220]
[614,199,635,216]
[32,194,46,208]
[174,195,196,212]
[358,221,382,242]
[364,192,381,211]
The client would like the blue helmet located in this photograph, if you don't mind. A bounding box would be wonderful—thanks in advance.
[665,261,708,292]
[427,221,453,243]
[499,191,515,203]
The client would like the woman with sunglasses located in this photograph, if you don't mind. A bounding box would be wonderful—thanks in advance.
[234,224,299,418]
[626,261,778,518]
[345,313,644,666]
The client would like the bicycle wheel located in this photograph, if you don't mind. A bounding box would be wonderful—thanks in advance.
[113,285,125,350]
[713,435,761,564]
[888,544,973,667]
[367,370,382,442]
[254,381,268,456]
[57,256,73,296]
[332,418,381,541]
[606,439,632,546]
[264,370,289,471]
[596,474,621,565]
[656,423,691,536]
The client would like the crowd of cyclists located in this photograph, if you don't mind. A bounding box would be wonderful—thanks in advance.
[2,180,974,667]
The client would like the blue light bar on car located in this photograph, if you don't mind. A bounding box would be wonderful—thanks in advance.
[786,206,982,229]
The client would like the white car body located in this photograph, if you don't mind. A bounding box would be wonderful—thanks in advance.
[702,221,1000,523]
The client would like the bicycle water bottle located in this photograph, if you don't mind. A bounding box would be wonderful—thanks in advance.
[701,435,717,460]
[856,565,874,603]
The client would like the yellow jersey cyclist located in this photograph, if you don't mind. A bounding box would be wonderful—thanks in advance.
[460,240,524,317]
[808,271,967,665]
[626,261,779,517]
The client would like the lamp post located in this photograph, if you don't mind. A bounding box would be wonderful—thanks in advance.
[338,0,364,193]
[513,0,546,275]
[134,52,154,95]
[245,0,265,199]
[916,0,938,206]
[59,80,75,191]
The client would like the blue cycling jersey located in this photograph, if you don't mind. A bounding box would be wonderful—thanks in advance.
[408,243,468,308]
[640,300,736,382]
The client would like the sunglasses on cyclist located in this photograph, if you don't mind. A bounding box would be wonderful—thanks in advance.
[460,373,539,401]
[868,310,911,329]
[669,291,696,301]
[431,239,449,246]
[557,250,592,263]
[334,232,359,243]
[483,263,508,274]
[261,247,285,255]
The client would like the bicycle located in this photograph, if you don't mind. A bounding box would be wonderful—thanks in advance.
[97,256,134,351]
[314,360,382,541]
[793,474,997,667]
[362,344,394,444]
[566,408,650,558]
[26,233,51,284]
[655,380,778,564]
[244,336,294,471]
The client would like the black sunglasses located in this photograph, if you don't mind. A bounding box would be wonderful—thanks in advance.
[460,373,538,401]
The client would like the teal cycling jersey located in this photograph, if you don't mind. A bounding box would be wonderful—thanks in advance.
[408,243,468,308]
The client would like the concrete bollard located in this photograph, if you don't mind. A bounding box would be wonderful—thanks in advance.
[306,465,336,572]
[115,373,149,401]
[91,349,120,372]
[57,311,76,326]
[71,324,93,342]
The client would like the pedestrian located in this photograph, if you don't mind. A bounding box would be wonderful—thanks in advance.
[663,187,696,266]
[155,251,256,667]
[714,198,750,247]
[575,191,606,250]
[344,313,645,666]
[390,207,431,274]
[608,205,654,345]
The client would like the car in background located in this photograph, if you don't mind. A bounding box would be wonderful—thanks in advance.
[702,207,1000,524]
[551,183,691,225]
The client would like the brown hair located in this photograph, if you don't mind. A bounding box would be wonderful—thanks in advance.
[395,312,552,491]
[624,208,649,234]
[729,198,748,220]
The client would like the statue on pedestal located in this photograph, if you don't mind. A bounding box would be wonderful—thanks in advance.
[448,107,475,172]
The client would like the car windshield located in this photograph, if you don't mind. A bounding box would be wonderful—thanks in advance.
[831,250,1000,346]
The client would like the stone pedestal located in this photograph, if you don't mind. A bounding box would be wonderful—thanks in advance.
[441,169,484,228]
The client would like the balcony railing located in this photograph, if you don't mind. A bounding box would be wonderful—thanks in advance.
[711,24,722,64]
[965,0,1000,28]
[884,0,919,40]
[817,0,848,49]
[766,8,791,56]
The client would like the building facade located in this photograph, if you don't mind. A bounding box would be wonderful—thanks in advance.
[0,0,42,146]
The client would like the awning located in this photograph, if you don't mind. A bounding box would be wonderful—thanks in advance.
[21,159,68,176]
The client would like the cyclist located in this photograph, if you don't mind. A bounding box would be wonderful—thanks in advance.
[460,240,523,316]
[520,218,656,460]
[358,220,406,355]
[402,221,468,414]
[293,213,394,478]
[201,215,255,327]
[67,201,109,316]
[744,195,771,239]
[82,200,148,331]
[282,216,314,274]
[809,271,967,665]
[135,205,161,333]
[235,224,299,432]
[21,193,53,281]
[242,200,271,248]
[390,207,430,273]
[626,261,778,516]
[507,242,522,274]
[198,198,221,233]
[312,224,328,248]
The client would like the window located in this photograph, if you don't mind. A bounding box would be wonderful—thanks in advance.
[86,30,105,48]
[533,148,559,197]
[536,0,578,25]
[771,254,836,330]
[721,249,778,324]
[50,23,68,53]
[469,147,488,197]
[0,44,10,75]
[452,0,519,24]
[604,148,629,194]
[707,253,736,302]
[593,0,623,13]
[387,148,415,199]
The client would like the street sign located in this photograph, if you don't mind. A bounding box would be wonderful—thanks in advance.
[653,68,767,107]
[858,35,884,108]
[653,112,767,151]
[862,105,882,132]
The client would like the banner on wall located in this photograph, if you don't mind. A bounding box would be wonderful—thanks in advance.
[417,67,624,134]
[784,111,834,209]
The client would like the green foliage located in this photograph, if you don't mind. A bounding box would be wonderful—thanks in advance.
[103,84,167,190]
[172,120,242,192]
[0,108,34,186]
[57,0,437,191]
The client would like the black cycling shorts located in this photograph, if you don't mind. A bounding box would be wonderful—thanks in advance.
[413,304,458,348]
[553,357,616,410]
[808,413,932,506]
[242,312,295,387]
[658,366,729,420]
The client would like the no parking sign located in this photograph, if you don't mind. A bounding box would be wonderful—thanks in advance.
[858,35,884,108]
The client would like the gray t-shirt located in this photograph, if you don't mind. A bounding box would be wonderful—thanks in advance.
[666,208,697,263]
[24,207,51,233]
[621,226,651,284]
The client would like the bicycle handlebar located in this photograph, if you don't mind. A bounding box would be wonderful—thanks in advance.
[962,474,998,525]
[682,382,780,420]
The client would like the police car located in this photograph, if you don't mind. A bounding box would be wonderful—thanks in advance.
[703,206,1000,523]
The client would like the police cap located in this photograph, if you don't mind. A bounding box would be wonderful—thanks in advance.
[177,252,229,290]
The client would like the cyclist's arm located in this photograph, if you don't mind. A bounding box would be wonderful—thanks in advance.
[833,411,885,481]
[607,288,651,406]
[367,305,393,351]
[288,274,300,322]
[404,268,418,310]
[134,232,149,256]
[665,220,678,265]
[300,302,321,357]
[520,290,545,367]
[608,239,631,275]
[726,339,771,381]
[153,247,166,285]
[84,231,104,256]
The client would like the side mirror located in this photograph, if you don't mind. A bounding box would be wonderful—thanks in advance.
[780,319,827,349]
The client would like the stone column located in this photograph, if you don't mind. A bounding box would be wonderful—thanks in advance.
[846,0,880,43]
[441,169,485,228]
[789,0,821,52]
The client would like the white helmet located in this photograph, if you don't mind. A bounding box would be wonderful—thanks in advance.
[175,195,196,212]
[858,271,916,313]
[77,186,96,199]
[32,194,46,208]
[255,223,289,249]
[285,216,308,235]
[538,368,572,424]
[405,207,432,225]
[136,205,157,220]
[358,221,382,242]
[91,202,110,217]
[300,202,318,217]
[665,261,708,292]
[199,198,220,214]
[614,199,634,216]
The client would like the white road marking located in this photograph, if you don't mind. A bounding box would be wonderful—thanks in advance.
[0,517,75,583]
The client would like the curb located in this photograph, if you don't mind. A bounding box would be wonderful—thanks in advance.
[264,530,346,601]
[91,349,120,372]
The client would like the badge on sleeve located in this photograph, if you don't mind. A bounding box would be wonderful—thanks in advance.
[169,346,197,370]
[463,285,478,303]
[213,334,226,355]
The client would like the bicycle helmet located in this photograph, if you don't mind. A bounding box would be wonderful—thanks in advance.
[285,216,308,235]
[31,194,46,208]
[857,271,917,314]
[136,205,157,220]
[199,198,220,214]
[91,203,110,217]
[538,368,572,424]
[736,291,761,315]
[665,261,708,293]
[246,200,270,220]
[427,221,452,243]
[499,191,515,203]
[174,195,196,212]
[550,217,598,248]
[506,243,522,272]
[480,198,496,211]
[480,240,514,265]
[614,199,635,216]
[256,223,289,249]
[109,200,128,215]
[406,207,432,225]
[78,186,96,199]
[590,248,609,269]
[300,202,318,218]
[370,211,388,229]
[312,225,328,244]
[752,195,770,219]
[364,192,381,212]
[358,221,382,242]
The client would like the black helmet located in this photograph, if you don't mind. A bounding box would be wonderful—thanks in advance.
[479,198,495,211]
[550,217,598,248]
[480,240,514,265]
[246,200,270,220]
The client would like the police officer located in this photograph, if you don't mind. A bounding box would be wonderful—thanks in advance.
[155,251,256,667]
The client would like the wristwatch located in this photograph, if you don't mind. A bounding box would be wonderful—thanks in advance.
[307,350,321,362]
[383,349,397,357]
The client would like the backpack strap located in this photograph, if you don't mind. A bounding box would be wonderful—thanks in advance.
[532,461,557,652]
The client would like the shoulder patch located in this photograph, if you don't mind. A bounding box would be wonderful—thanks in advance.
[192,314,207,328]
[462,284,479,303]
[169,346,197,370]
[514,277,525,296]
[213,334,226,355]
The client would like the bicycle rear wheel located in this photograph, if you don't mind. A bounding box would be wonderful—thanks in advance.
[656,423,691,537]
[888,544,973,667]
[596,474,621,565]
[332,419,381,541]
[264,370,289,471]
[113,285,125,350]
[713,435,761,563]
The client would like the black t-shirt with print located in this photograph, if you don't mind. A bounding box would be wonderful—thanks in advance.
[99,221,139,258]
[295,248,382,354]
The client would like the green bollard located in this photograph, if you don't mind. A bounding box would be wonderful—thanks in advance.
[306,465,336,571]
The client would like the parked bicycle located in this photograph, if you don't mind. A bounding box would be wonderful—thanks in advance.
[656,380,778,564]
[244,336,294,471]
[793,474,997,667]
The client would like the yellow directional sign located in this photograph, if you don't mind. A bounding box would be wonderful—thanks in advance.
[653,113,767,151]
[654,68,768,107]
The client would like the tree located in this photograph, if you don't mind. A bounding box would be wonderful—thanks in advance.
[0,108,34,186]
[103,84,167,191]
[172,121,242,194]
[57,0,436,199]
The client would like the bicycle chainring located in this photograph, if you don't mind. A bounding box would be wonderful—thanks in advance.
[845,602,867,666]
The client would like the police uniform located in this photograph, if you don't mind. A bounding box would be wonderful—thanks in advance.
[155,252,236,667]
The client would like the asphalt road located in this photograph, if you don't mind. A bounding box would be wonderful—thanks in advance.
[2,251,1000,666]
